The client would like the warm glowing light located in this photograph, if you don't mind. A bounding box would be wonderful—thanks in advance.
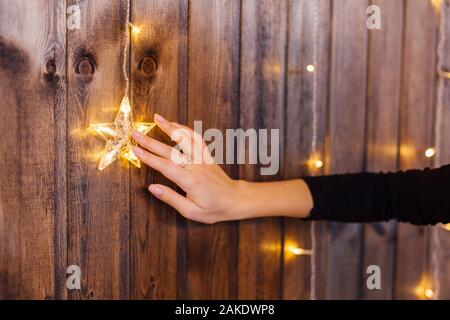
[129,23,141,35]
[134,123,155,134]
[425,289,435,299]
[314,159,323,168]
[90,124,120,141]
[425,147,436,158]
[122,147,141,168]
[431,0,442,12]
[291,247,312,256]
[439,70,450,79]
[415,285,435,300]
[91,95,155,170]
[120,96,132,113]
[440,223,450,231]
[306,64,315,72]
[308,156,324,169]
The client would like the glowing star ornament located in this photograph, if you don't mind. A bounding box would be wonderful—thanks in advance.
[91,96,155,170]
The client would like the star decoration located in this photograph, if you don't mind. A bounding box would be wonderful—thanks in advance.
[91,96,155,170]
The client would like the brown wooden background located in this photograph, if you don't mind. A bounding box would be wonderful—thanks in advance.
[0,0,449,299]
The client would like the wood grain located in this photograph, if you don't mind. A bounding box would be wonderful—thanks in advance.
[129,0,188,299]
[0,0,66,299]
[435,0,450,300]
[395,0,438,300]
[326,0,368,299]
[187,0,240,299]
[362,0,404,300]
[0,0,448,300]
[66,0,130,299]
[238,0,288,299]
[283,0,331,300]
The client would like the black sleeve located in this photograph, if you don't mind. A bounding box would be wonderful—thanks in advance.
[303,165,450,226]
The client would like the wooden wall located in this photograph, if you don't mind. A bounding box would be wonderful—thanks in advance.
[0,0,449,299]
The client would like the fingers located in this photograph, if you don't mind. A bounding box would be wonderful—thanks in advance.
[132,130,184,162]
[170,121,206,148]
[148,184,202,221]
[154,114,205,162]
[132,146,194,189]
[154,113,176,137]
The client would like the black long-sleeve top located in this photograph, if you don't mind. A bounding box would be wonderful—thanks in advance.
[303,165,450,226]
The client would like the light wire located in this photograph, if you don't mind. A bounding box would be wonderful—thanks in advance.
[123,0,131,97]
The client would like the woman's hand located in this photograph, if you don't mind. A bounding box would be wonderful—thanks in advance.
[131,114,246,224]
[132,114,314,224]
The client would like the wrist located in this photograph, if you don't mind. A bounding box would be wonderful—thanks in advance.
[227,180,254,220]
[230,179,313,220]
[232,180,270,220]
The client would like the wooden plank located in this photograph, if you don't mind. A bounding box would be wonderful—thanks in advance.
[326,0,368,299]
[0,0,66,299]
[283,0,331,300]
[362,0,404,300]
[66,0,130,299]
[186,0,240,299]
[395,0,438,300]
[432,0,450,300]
[129,0,188,299]
[238,0,288,299]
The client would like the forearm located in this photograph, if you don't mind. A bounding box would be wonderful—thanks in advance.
[303,166,450,225]
[236,179,313,220]
[234,164,450,225]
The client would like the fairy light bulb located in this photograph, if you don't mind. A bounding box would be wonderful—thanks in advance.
[308,156,324,170]
[424,288,435,299]
[306,64,315,73]
[415,285,435,299]
[291,247,312,256]
[313,159,323,168]
[425,147,436,158]
[129,23,141,36]
[91,95,155,170]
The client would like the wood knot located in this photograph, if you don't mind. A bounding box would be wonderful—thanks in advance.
[45,59,56,74]
[76,58,95,82]
[139,55,158,76]
[44,59,59,84]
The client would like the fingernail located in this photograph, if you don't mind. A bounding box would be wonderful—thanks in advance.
[132,130,144,141]
[154,113,166,123]
[132,146,143,156]
[149,184,163,197]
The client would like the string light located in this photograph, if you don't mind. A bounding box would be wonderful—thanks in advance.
[90,97,155,170]
[129,22,141,36]
[425,147,436,158]
[306,64,315,73]
[90,0,154,170]
[313,159,323,169]
[415,285,435,300]
[425,289,435,299]
[291,247,313,256]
